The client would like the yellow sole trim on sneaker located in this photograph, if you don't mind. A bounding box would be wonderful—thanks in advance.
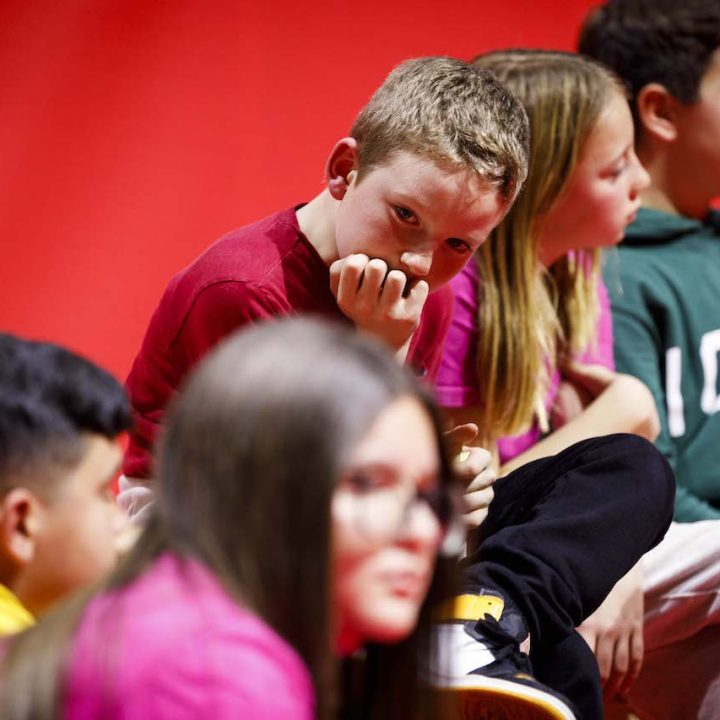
[435,594,505,623]
[435,676,576,720]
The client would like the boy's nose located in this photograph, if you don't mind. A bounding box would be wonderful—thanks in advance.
[399,249,433,276]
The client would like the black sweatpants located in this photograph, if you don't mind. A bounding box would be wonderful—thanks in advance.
[463,434,675,719]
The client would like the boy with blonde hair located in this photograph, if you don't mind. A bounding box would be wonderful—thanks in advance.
[122,56,527,488]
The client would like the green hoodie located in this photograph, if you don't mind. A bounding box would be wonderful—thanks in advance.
[604,207,720,522]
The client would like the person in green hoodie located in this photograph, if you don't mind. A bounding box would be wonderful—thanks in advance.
[580,2,720,718]
[580,0,720,523]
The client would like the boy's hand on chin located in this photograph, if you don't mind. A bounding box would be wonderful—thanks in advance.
[330,254,429,353]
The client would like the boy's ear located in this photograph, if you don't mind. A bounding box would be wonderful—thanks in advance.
[325,138,359,200]
[0,488,41,566]
[636,83,679,143]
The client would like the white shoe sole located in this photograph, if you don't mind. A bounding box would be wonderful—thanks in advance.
[435,675,577,720]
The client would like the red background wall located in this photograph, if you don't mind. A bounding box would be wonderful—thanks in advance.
[0,0,599,381]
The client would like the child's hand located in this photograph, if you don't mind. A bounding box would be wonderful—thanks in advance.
[329,254,429,353]
[577,561,645,700]
[445,422,497,529]
[551,380,591,429]
[551,363,617,429]
[562,361,617,399]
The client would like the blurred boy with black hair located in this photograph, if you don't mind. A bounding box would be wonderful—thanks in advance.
[0,334,131,633]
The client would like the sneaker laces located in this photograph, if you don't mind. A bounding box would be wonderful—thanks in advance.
[466,613,533,678]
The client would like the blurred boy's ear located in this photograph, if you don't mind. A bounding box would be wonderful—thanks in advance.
[637,83,679,143]
[0,488,40,566]
[325,138,359,200]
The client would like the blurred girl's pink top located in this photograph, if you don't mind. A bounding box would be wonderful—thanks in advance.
[65,553,314,720]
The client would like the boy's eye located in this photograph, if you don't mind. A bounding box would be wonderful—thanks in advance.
[446,237,472,254]
[393,205,418,224]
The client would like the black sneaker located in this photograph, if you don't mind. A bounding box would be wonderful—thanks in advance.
[431,591,578,720]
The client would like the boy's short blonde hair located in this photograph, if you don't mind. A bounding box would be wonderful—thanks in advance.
[350,57,530,202]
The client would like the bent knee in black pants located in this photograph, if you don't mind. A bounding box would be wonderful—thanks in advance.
[463,433,675,642]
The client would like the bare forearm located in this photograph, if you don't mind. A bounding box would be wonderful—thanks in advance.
[501,374,659,475]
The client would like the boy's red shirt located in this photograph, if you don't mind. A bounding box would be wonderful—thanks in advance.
[124,207,453,478]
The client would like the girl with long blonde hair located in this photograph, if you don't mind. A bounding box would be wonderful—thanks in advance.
[437,49,655,467]
[435,49,657,711]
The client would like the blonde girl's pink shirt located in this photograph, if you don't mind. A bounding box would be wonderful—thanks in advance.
[435,261,615,464]
[65,553,315,720]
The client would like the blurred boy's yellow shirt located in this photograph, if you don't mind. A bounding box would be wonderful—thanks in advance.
[0,583,34,635]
